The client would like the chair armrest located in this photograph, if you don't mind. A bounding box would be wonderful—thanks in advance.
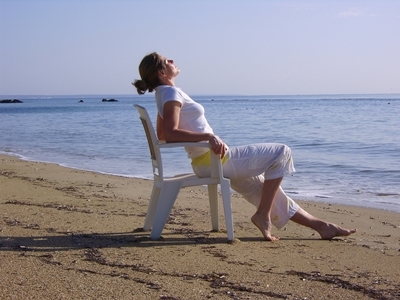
[157,141,211,149]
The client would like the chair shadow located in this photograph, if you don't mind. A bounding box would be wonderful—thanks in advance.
[0,229,330,252]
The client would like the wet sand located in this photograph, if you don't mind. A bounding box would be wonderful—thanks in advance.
[1,154,399,299]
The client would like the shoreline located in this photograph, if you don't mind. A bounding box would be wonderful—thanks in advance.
[1,154,399,299]
[2,152,399,213]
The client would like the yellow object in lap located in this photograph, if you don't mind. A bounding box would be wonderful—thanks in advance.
[191,150,229,167]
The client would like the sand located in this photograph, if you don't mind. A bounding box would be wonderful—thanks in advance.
[0,154,399,299]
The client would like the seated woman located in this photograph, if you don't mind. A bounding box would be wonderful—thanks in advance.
[133,52,356,241]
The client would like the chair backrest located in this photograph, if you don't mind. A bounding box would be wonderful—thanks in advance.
[134,104,164,179]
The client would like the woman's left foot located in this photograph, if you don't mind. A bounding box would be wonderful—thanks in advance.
[318,223,357,239]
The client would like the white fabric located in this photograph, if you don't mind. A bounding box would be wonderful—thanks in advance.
[222,143,295,180]
[155,85,213,158]
[230,176,299,229]
[192,144,299,229]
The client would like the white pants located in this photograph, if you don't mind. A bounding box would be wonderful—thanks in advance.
[192,143,300,229]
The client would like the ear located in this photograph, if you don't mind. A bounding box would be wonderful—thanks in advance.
[158,69,165,77]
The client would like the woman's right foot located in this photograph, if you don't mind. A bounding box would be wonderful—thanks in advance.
[251,213,280,241]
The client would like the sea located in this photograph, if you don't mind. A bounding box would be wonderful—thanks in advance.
[1,94,399,213]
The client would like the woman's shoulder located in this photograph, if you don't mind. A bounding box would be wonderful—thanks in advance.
[155,85,186,104]
[156,85,184,99]
[156,85,180,93]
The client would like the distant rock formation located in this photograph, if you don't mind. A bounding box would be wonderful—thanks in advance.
[0,99,23,103]
[102,98,118,102]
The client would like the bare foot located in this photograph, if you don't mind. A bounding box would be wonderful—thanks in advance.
[317,222,357,240]
[251,213,280,241]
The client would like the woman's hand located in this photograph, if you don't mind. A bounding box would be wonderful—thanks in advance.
[208,135,228,158]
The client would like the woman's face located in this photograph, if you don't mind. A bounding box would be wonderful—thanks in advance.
[161,55,180,78]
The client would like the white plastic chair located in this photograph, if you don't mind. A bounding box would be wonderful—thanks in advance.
[134,104,234,241]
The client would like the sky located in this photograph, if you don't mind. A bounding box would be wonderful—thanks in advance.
[0,0,399,96]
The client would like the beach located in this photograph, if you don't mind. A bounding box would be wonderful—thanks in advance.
[1,154,399,300]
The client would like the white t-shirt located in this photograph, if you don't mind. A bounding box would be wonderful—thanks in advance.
[155,85,213,158]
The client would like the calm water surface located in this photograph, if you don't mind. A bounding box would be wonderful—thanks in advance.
[1,94,399,212]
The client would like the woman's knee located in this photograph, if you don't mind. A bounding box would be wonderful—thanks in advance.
[264,144,295,179]
[279,144,292,156]
[275,144,292,164]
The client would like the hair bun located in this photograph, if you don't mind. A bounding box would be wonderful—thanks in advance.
[132,79,148,95]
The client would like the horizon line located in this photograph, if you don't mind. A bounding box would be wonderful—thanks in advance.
[1,92,400,98]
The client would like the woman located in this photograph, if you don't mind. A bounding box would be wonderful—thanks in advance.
[133,52,356,241]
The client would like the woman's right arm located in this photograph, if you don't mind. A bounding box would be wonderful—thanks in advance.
[162,100,227,157]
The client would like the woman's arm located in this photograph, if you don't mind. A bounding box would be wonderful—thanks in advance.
[162,100,227,157]
[162,101,211,142]
[156,113,165,140]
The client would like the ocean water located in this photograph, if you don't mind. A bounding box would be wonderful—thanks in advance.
[1,94,399,213]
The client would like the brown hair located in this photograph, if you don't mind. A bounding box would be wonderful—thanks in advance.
[132,52,165,95]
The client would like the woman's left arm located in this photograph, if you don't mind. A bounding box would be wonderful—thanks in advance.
[156,113,165,140]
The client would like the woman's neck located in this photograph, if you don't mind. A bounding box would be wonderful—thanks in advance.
[159,75,175,86]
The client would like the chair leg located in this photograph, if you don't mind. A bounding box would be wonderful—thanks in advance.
[150,182,181,240]
[220,179,234,241]
[207,184,219,232]
[143,184,161,231]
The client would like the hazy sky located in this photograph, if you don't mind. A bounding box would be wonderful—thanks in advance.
[1,0,399,96]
